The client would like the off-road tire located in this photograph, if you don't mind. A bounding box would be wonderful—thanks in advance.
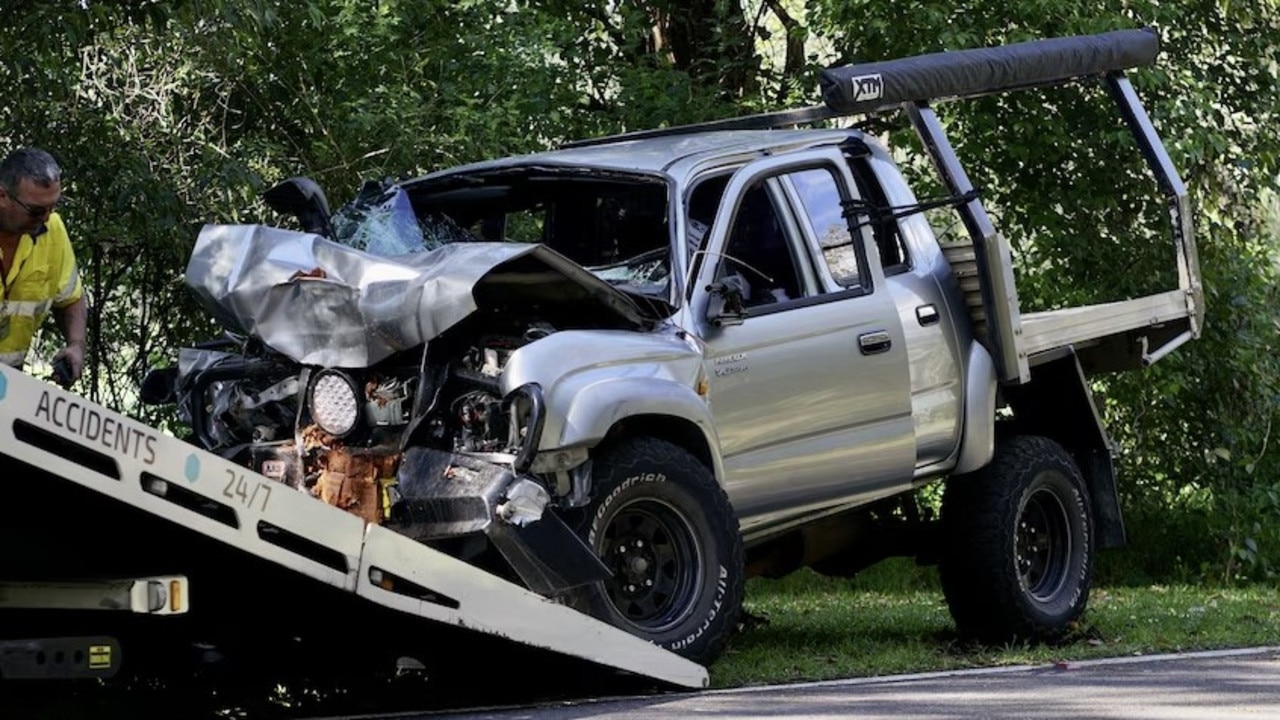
[940,435,1093,644]
[567,437,744,666]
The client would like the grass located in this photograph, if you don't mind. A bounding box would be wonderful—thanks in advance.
[708,558,1280,688]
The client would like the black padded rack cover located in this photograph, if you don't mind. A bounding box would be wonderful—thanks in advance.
[820,28,1159,115]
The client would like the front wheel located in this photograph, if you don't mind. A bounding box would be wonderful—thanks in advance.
[566,437,744,666]
[940,435,1094,644]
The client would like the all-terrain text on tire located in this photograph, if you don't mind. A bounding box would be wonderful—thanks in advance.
[567,437,745,666]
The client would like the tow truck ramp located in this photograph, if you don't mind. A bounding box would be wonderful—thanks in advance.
[0,364,707,689]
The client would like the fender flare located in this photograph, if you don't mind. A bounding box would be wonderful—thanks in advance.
[549,376,725,483]
[955,341,998,474]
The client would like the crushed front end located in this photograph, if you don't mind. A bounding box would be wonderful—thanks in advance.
[149,206,669,597]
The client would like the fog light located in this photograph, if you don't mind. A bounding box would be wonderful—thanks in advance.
[309,370,360,437]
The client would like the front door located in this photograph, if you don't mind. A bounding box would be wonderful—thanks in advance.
[686,149,914,536]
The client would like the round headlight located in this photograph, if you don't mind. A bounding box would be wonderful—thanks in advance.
[309,370,360,437]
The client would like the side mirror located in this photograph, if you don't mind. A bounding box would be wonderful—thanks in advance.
[139,366,178,405]
[705,275,749,328]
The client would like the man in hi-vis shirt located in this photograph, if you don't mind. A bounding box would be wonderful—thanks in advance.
[0,147,86,386]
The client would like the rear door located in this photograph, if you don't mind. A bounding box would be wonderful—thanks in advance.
[686,148,914,536]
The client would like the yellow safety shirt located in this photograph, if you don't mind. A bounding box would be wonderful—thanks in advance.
[0,212,83,368]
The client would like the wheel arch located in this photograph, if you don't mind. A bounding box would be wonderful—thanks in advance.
[1001,349,1125,549]
[552,376,725,484]
[602,413,722,486]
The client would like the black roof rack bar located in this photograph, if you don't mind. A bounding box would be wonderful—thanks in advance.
[820,27,1158,116]
[560,28,1159,150]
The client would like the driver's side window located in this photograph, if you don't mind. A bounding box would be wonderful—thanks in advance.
[716,183,805,308]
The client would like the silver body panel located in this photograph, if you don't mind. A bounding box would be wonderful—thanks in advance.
[866,151,966,470]
[414,130,858,178]
[678,148,917,536]
[499,327,711,454]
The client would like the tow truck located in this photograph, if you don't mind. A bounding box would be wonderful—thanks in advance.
[0,364,707,689]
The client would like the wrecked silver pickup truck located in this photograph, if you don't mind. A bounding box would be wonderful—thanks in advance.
[144,27,1200,667]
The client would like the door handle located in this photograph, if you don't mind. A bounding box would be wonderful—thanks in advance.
[858,330,892,355]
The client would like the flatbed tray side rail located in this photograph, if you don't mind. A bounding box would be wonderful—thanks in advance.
[0,366,707,689]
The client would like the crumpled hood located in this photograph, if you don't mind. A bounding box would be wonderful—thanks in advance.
[185,224,653,367]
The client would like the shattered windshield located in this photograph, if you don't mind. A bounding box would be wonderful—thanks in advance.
[586,246,670,295]
[331,181,475,256]
[327,173,675,301]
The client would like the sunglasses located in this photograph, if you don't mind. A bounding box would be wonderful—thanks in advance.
[6,192,60,218]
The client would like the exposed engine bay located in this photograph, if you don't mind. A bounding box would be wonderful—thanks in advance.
[177,314,555,528]
[160,305,624,593]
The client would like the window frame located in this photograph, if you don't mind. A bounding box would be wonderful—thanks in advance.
[689,147,884,325]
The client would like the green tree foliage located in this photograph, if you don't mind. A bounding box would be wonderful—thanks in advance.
[3,0,628,419]
[1,0,1276,579]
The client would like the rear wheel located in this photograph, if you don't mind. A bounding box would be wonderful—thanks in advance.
[940,435,1093,643]
[567,437,744,666]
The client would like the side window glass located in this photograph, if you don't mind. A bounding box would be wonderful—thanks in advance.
[717,183,806,307]
[790,167,865,289]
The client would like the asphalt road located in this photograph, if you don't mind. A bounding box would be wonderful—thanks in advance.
[378,646,1280,720]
